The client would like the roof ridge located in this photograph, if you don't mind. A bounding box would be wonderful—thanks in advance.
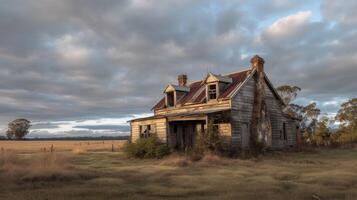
[185,67,250,86]
[222,68,250,76]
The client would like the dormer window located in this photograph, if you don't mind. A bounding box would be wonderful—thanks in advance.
[163,81,190,108]
[166,91,175,107]
[208,84,217,100]
[204,73,232,101]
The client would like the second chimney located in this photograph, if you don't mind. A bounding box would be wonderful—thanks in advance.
[178,74,187,86]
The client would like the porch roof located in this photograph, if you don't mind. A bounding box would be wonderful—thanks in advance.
[128,107,230,122]
[164,107,230,118]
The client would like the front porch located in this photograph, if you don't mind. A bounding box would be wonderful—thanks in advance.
[166,109,231,151]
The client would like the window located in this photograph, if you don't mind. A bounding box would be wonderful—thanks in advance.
[208,84,217,100]
[139,124,156,138]
[212,119,219,134]
[283,122,287,140]
[173,124,178,133]
[166,91,175,107]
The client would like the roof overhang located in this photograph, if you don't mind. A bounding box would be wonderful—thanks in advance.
[163,83,190,93]
[129,107,230,122]
[204,72,233,84]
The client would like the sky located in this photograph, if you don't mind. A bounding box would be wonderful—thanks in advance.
[0,0,356,138]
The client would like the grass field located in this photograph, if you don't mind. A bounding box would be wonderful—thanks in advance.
[0,141,356,200]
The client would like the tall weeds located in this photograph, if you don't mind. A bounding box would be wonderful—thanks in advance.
[0,150,79,182]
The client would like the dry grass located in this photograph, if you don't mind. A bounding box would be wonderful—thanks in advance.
[160,154,192,167]
[160,153,232,167]
[0,141,356,200]
[0,150,81,182]
[0,140,125,153]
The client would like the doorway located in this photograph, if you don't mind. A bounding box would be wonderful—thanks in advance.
[241,123,249,149]
[169,121,205,151]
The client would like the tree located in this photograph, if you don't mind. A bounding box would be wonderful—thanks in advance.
[335,98,357,144]
[276,85,321,131]
[276,85,301,105]
[310,116,331,146]
[6,118,31,140]
[335,98,357,131]
[276,85,321,144]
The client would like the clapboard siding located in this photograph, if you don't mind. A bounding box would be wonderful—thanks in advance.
[264,80,297,149]
[264,81,285,148]
[218,123,231,136]
[230,75,255,148]
[130,118,167,143]
[230,73,297,149]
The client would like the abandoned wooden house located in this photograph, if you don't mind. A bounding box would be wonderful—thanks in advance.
[129,55,299,150]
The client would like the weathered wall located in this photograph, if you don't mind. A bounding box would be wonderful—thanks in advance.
[230,75,255,148]
[218,123,231,137]
[264,80,296,148]
[130,118,167,142]
[230,73,297,149]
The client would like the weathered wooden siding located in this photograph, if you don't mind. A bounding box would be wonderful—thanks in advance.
[130,118,167,143]
[218,123,231,136]
[154,100,230,116]
[264,81,297,148]
[230,75,255,148]
[286,120,297,146]
[264,80,285,149]
[230,73,296,149]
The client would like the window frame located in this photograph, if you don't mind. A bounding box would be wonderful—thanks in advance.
[283,122,287,141]
[166,91,175,107]
[207,83,218,100]
[139,124,156,138]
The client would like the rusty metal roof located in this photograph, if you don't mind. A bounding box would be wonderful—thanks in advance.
[152,69,251,110]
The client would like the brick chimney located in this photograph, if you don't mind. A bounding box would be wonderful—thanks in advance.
[250,55,265,72]
[177,74,187,86]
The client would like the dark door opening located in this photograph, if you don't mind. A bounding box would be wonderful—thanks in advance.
[169,121,205,151]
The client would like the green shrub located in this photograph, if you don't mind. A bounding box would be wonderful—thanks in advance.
[124,136,170,159]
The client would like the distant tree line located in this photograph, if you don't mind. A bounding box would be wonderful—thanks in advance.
[276,85,356,147]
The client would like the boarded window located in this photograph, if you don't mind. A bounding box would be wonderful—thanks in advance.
[166,91,175,107]
[208,84,217,100]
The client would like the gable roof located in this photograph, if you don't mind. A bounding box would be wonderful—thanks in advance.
[152,69,252,110]
[204,72,233,83]
[163,83,190,93]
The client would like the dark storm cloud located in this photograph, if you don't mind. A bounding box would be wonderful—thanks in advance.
[0,0,356,136]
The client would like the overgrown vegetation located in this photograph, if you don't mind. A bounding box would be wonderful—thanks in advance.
[123,135,170,159]
[0,150,80,182]
[193,120,238,158]
[1,141,357,200]
[277,85,356,147]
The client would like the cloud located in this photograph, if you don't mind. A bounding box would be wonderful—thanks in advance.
[321,0,357,27]
[0,0,356,137]
[54,34,91,64]
[74,125,130,132]
[265,11,312,37]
